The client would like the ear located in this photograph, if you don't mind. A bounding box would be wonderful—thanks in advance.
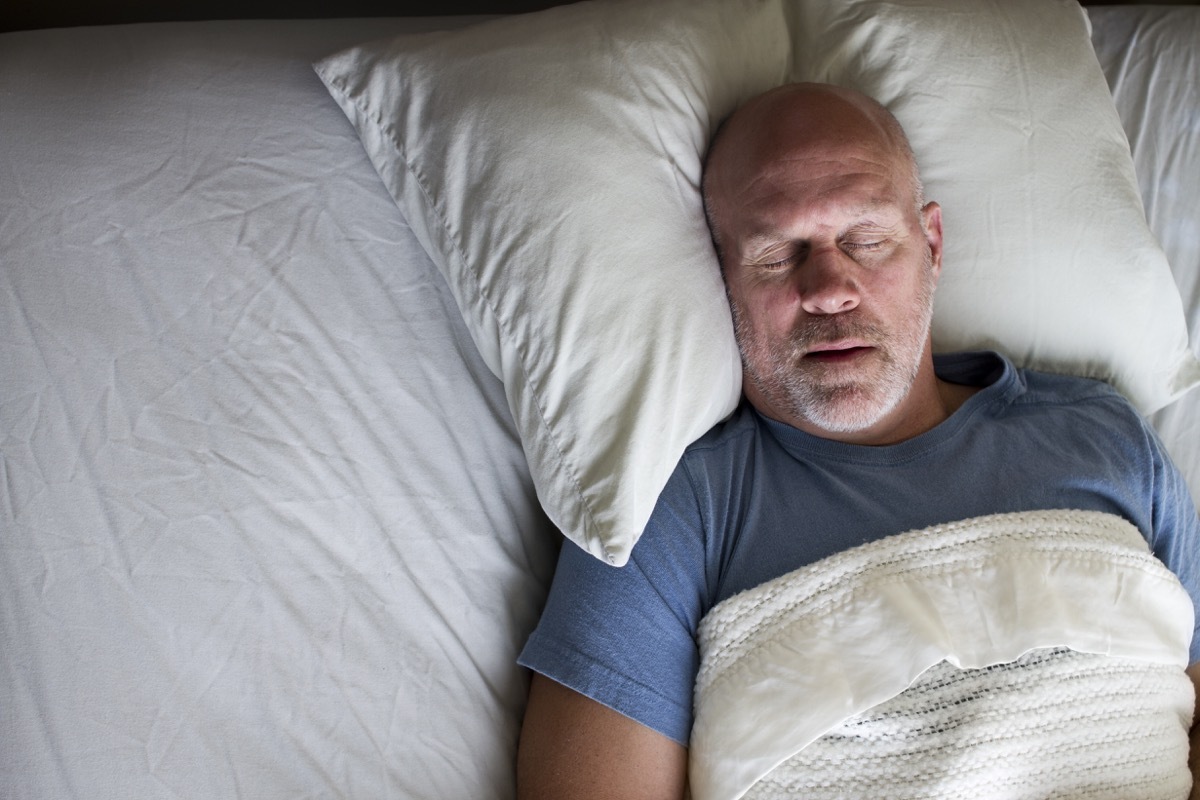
[921,201,944,279]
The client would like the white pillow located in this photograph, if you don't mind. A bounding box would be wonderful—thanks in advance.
[317,0,1200,565]
[315,0,791,566]
[785,0,1200,409]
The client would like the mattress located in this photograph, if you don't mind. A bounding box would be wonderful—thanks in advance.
[0,17,559,799]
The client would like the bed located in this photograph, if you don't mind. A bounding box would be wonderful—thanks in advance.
[1,1,1197,797]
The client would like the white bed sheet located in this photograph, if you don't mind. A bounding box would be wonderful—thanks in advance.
[1090,5,1200,510]
[0,19,557,800]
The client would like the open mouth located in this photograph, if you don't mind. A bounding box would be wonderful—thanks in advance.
[804,344,873,363]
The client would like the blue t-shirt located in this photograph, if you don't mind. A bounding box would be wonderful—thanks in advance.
[519,351,1200,746]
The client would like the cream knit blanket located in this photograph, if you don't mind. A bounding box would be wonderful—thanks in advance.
[690,510,1195,800]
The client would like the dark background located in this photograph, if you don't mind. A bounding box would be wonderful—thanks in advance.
[1,0,570,33]
[2,0,1196,36]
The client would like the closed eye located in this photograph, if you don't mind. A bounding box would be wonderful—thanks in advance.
[759,255,793,270]
[746,247,799,271]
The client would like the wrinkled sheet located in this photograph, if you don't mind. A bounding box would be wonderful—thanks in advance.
[1091,5,1200,510]
[0,19,557,800]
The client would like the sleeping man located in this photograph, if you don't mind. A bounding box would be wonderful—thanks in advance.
[515,83,1200,800]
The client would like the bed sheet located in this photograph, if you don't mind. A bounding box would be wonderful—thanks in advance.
[1090,5,1200,510]
[0,18,557,799]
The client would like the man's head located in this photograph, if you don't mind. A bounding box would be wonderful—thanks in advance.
[703,83,946,445]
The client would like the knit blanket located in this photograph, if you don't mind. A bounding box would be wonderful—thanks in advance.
[690,510,1196,800]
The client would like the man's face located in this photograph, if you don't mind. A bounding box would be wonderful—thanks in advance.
[712,120,943,443]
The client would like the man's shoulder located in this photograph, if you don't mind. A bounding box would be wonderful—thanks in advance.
[662,402,771,500]
[938,350,1142,420]
[685,401,765,459]
[1015,365,1139,415]
[997,360,1154,446]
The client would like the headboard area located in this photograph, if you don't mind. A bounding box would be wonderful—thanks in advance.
[9,0,563,33]
[3,0,1196,33]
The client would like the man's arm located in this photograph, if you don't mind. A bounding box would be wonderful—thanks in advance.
[1189,663,1200,800]
[517,673,688,800]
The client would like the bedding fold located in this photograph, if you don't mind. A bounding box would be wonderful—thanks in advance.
[690,509,1195,800]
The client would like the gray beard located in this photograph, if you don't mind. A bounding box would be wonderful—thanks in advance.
[732,256,936,435]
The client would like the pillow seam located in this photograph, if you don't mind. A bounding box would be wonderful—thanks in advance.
[332,74,604,555]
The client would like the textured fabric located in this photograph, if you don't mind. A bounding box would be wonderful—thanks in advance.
[749,651,1192,800]
[691,510,1195,800]
[520,353,1200,746]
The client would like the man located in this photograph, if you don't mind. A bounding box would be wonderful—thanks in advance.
[516,83,1200,799]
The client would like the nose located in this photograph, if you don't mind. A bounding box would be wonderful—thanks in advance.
[797,247,860,315]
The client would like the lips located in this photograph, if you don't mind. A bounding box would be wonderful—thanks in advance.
[803,340,874,363]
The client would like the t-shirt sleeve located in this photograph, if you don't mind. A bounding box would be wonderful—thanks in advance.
[517,466,710,746]
[1144,425,1200,665]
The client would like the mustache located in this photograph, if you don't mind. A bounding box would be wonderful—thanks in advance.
[787,314,887,351]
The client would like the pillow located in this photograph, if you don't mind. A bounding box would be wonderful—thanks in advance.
[317,0,1199,565]
[785,0,1200,409]
[315,0,791,566]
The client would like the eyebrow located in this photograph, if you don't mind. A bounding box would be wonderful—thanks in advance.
[741,202,903,253]
[742,232,783,254]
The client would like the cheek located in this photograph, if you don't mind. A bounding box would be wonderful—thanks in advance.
[732,283,797,335]
[873,261,937,335]
[870,252,933,304]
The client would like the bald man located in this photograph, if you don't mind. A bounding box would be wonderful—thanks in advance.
[516,84,1200,799]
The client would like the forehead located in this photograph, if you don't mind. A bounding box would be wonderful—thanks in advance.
[705,87,917,243]
[724,147,911,240]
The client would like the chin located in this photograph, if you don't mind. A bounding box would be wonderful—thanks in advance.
[804,403,893,436]
[795,382,911,436]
